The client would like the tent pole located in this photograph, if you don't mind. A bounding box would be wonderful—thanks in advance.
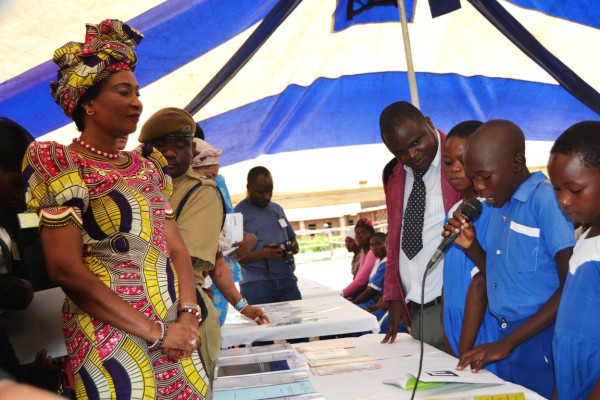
[396,0,420,109]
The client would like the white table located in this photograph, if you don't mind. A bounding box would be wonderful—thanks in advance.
[220,295,380,348]
[296,277,342,299]
[294,334,546,400]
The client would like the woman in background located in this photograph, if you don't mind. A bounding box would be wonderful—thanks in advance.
[342,218,377,300]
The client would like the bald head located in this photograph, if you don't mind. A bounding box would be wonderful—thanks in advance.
[467,120,525,159]
[464,120,529,207]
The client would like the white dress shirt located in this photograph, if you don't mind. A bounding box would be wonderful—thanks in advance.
[399,131,445,304]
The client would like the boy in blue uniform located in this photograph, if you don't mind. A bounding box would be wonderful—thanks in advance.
[547,121,600,400]
[447,120,574,398]
[440,121,498,374]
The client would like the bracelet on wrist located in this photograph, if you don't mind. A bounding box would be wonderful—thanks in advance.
[239,303,249,313]
[178,307,203,325]
[178,303,200,313]
[146,320,168,351]
[234,298,248,312]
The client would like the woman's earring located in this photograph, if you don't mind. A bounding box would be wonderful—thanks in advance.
[86,108,95,116]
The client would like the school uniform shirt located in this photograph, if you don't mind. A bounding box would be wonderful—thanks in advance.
[484,171,575,321]
[442,199,498,373]
[553,229,600,400]
[367,257,386,293]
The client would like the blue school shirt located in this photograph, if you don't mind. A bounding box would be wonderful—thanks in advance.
[553,230,600,400]
[443,199,499,365]
[484,172,575,321]
[367,257,386,293]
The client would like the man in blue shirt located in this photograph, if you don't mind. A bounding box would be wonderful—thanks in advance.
[234,166,301,304]
[447,120,574,399]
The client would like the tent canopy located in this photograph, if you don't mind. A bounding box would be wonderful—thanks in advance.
[1,0,598,171]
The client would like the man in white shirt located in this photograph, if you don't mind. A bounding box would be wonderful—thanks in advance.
[379,102,460,350]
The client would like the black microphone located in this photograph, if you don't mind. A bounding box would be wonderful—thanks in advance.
[427,198,483,269]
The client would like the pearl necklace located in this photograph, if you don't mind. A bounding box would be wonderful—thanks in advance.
[73,138,119,159]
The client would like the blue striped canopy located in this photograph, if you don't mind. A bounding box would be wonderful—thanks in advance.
[1,0,598,167]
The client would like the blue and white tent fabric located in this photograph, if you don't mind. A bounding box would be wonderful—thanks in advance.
[1,0,598,169]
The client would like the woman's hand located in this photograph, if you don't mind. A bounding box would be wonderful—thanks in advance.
[240,305,270,325]
[158,316,201,362]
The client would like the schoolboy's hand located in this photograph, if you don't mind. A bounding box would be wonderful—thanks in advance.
[443,210,476,249]
[456,340,511,372]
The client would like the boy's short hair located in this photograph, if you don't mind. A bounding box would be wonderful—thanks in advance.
[447,120,483,139]
[551,121,600,169]
[379,101,425,137]
[371,232,387,241]
[0,117,34,171]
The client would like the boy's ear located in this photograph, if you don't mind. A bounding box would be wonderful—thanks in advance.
[513,152,526,170]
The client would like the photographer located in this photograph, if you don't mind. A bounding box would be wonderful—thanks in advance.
[234,167,302,305]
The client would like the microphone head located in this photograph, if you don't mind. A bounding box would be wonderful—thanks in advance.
[460,198,483,222]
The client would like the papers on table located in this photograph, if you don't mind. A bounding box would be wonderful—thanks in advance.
[296,340,381,376]
[382,353,504,390]
[213,343,323,400]
[426,393,525,400]
[219,343,295,359]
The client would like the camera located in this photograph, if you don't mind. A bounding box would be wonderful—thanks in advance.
[278,240,295,265]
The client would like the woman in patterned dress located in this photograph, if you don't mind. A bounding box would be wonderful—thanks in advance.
[22,20,210,399]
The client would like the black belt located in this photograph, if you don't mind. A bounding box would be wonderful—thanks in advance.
[410,296,442,310]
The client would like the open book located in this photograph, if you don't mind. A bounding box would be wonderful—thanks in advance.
[383,367,504,390]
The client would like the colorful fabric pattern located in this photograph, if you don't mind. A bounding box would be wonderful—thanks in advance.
[51,19,143,118]
[23,141,209,400]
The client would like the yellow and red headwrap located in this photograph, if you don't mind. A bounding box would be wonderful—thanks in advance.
[50,19,143,118]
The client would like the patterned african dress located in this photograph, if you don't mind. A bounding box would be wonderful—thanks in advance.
[23,142,210,400]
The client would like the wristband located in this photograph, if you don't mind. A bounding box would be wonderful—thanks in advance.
[234,298,248,312]
[146,320,168,351]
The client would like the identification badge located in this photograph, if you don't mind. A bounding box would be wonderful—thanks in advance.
[278,218,288,228]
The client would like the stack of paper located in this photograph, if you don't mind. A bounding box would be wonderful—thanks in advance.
[296,341,381,376]
[213,344,322,400]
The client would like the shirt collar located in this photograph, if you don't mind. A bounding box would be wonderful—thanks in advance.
[510,171,547,203]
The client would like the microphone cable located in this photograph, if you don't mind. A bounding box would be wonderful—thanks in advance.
[409,198,482,399]
[410,258,436,400]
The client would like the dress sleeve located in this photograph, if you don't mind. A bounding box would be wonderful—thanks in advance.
[134,144,175,220]
[343,250,377,297]
[22,141,88,229]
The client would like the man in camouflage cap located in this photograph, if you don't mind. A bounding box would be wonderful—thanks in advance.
[139,108,265,381]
